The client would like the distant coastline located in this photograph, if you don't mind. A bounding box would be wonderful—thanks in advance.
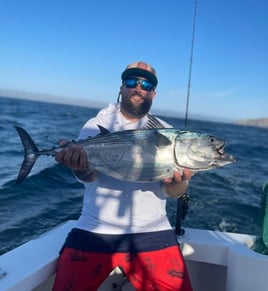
[235,118,268,128]
[0,88,265,125]
[0,89,231,123]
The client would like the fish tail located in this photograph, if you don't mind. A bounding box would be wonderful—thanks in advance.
[15,126,40,184]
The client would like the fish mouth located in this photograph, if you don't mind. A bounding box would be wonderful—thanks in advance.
[217,143,236,162]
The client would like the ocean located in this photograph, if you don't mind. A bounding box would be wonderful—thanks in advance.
[0,96,267,255]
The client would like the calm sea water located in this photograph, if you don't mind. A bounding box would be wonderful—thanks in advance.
[0,96,267,255]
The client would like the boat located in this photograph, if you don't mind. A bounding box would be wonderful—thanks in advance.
[0,183,267,291]
[1,2,267,289]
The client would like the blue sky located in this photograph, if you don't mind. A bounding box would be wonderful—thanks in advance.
[0,0,267,121]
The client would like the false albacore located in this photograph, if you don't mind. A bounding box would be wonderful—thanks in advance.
[14,124,235,184]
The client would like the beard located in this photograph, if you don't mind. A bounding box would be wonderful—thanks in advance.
[120,94,152,118]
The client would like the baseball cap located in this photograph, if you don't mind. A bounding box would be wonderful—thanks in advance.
[121,61,158,87]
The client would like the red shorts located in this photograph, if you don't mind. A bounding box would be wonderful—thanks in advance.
[53,245,192,291]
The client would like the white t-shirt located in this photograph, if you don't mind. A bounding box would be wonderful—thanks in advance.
[75,103,173,234]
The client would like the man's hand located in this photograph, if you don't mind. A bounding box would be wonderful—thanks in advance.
[55,140,88,171]
[162,168,193,198]
[55,141,98,182]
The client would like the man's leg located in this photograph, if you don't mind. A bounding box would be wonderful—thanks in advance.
[119,245,192,291]
[52,248,113,291]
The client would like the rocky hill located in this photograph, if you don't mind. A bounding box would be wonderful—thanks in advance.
[235,118,268,128]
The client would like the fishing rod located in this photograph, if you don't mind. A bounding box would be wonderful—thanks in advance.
[176,0,198,236]
[184,0,198,128]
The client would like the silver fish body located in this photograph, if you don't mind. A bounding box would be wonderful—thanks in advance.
[14,126,235,184]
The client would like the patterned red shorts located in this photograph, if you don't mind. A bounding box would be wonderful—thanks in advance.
[53,245,192,291]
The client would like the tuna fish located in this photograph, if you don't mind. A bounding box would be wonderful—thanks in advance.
[14,123,235,184]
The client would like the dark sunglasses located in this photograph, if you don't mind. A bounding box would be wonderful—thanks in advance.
[124,78,155,92]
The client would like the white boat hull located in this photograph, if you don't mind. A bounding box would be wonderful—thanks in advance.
[0,220,267,291]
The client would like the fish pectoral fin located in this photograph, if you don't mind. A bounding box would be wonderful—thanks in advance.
[97,125,110,135]
[154,132,172,146]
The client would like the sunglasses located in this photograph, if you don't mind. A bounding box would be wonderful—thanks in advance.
[123,78,155,92]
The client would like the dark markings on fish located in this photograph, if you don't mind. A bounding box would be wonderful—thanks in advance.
[154,131,172,147]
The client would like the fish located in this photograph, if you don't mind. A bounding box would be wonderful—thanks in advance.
[14,123,235,184]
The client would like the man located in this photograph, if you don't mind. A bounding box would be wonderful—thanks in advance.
[53,61,193,291]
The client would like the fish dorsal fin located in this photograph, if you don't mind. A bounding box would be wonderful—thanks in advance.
[154,131,172,147]
[97,125,110,135]
[144,114,165,129]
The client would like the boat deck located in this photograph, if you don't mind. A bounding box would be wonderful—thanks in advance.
[1,220,268,291]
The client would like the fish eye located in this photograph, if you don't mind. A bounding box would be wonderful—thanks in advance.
[208,136,216,143]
